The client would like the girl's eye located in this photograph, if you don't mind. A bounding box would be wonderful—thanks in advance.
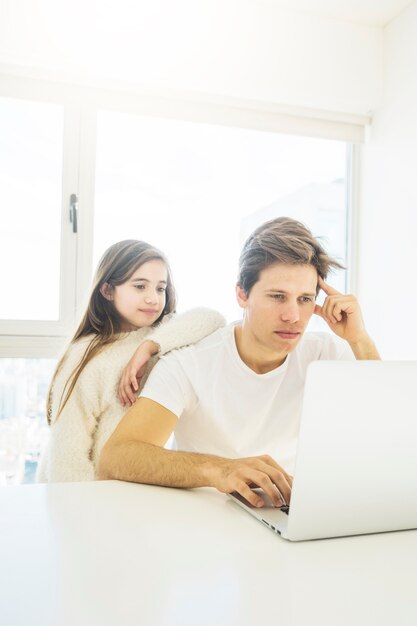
[157,287,166,293]
[134,284,145,290]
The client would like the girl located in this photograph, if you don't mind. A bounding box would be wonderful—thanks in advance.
[37,240,224,482]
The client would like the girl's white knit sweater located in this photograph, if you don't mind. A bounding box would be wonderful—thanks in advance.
[37,308,225,483]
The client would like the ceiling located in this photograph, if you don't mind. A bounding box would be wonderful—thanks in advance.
[260,0,415,26]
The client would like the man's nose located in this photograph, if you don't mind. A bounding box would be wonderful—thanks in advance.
[280,302,300,323]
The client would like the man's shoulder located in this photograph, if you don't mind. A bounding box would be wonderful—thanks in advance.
[140,324,235,413]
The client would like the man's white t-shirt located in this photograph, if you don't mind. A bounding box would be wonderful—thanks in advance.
[141,323,354,473]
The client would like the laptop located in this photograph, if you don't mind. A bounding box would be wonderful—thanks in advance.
[229,360,417,541]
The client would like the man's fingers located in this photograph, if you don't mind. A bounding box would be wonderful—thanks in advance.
[325,296,357,324]
[316,299,341,324]
[215,456,292,508]
[318,276,340,296]
[237,484,265,508]
[257,455,292,500]
[331,302,344,322]
[242,474,284,508]
[246,471,282,507]
[264,468,291,504]
[259,454,292,482]
[314,303,324,318]
[248,462,290,505]
[323,301,339,324]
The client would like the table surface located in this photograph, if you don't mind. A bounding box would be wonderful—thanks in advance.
[1,480,417,626]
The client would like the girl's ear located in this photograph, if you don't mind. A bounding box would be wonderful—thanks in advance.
[99,282,114,301]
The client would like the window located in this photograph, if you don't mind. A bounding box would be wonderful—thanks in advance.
[95,111,349,324]
[0,359,55,484]
[0,96,79,340]
[0,98,64,321]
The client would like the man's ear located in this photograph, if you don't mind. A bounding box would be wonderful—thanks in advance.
[236,284,249,309]
[99,282,114,301]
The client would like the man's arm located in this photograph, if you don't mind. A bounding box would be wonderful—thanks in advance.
[314,277,380,360]
[98,397,292,508]
[346,336,380,360]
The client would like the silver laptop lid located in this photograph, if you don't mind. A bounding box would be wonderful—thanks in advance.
[287,360,417,540]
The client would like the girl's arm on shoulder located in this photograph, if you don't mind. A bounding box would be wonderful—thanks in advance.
[117,308,225,406]
[146,307,226,355]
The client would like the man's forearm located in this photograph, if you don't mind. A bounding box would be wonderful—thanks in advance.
[98,439,293,508]
[349,335,380,360]
[98,439,220,488]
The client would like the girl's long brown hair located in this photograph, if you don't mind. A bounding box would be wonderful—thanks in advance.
[47,240,176,424]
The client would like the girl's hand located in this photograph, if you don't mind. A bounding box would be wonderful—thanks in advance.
[118,341,160,407]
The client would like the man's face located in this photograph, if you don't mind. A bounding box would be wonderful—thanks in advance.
[236,263,318,358]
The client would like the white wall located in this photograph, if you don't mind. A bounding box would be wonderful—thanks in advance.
[359,0,417,358]
[0,0,382,115]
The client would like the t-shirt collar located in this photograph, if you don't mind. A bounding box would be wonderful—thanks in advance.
[228,322,290,378]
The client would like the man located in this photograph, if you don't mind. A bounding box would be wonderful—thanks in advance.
[99,217,380,508]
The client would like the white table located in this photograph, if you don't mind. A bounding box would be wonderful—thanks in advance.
[1,480,417,626]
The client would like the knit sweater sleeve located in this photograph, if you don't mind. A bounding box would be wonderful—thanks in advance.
[41,363,102,483]
[146,307,226,355]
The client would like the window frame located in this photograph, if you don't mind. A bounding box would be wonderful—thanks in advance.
[0,103,79,337]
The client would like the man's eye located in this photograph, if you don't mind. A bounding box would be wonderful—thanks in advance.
[300,296,313,303]
[270,294,284,300]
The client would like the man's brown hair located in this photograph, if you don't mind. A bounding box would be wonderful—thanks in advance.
[237,216,344,295]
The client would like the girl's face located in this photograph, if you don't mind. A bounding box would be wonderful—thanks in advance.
[111,259,168,331]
